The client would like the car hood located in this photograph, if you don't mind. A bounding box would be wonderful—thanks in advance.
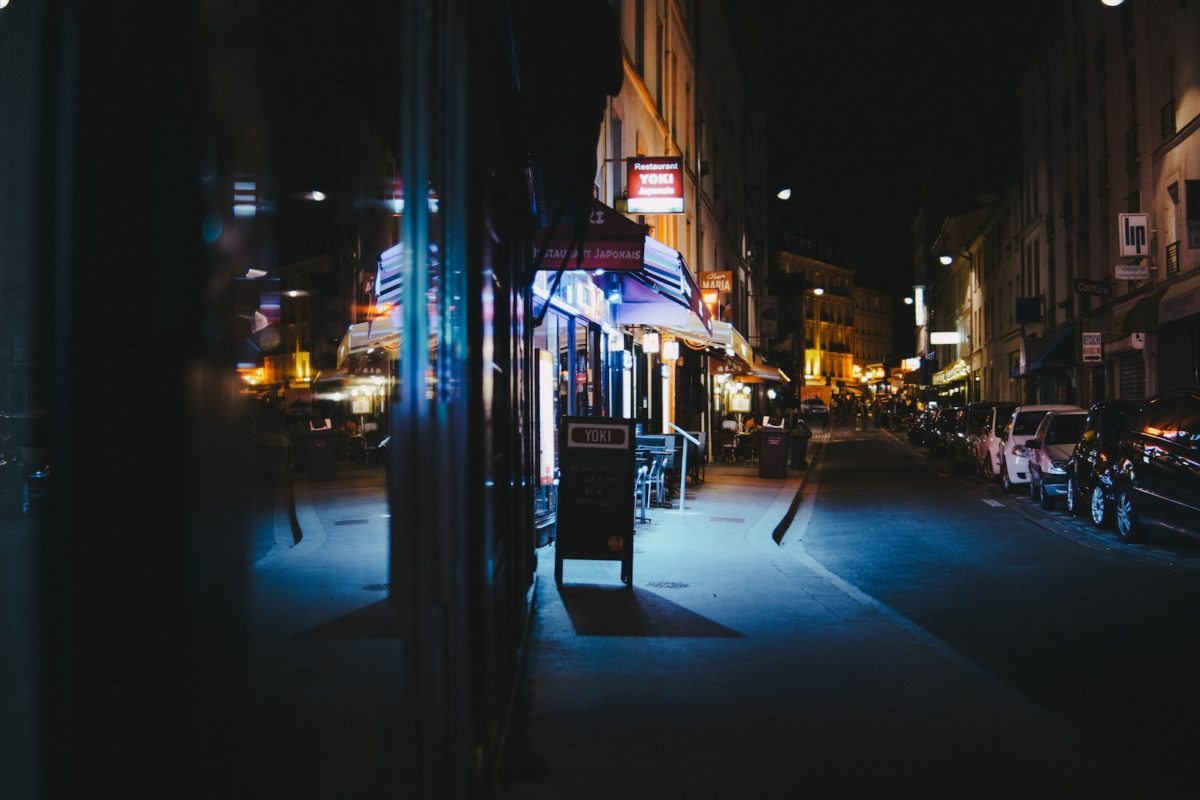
[1045,443,1075,461]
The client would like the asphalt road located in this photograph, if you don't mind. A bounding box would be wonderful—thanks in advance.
[797,426,1200,797]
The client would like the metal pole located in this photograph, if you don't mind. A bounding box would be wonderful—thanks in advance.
[669,423,700,512]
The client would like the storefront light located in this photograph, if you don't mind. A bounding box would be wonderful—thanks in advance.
[661,339,680,362]
[660,364,671,378]
[767,388,777,400]
[643,331,660,353]
[742,386,751,395]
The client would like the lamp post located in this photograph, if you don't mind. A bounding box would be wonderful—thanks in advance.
[805,285,825,384]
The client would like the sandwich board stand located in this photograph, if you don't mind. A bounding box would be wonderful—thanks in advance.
[555,417,636,589]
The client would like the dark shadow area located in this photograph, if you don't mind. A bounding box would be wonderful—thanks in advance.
[293,599,403,640]
[558,585,743,638]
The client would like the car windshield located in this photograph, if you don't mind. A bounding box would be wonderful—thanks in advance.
[968,406,991,429]
[1045,414,1087,445]
[1012,411,1048,436]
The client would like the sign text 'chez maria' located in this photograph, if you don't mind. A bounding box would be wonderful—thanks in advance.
[626,156,684,214]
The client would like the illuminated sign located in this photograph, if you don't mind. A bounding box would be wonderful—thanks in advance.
[913,285,926,327]
[627,156,684,214]
[930,331,961,345]
[534,200,645,272]
[1118,213,1150,258]
[700,270,733,293]
[902,357,921,371]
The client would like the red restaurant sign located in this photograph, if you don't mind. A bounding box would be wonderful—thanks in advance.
[534,199,645,272]
[626,156,684,214]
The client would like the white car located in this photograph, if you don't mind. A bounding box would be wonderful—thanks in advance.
[999,404,1083,493]
[1024,410,1089,509]
[975,402,1018,479]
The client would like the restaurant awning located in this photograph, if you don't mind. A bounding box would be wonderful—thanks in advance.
[337,315,400,368]
[1112,288,1165,335]
[610,236,713,334]
[1159,273,1200,325]
[744,362,790,383]
[534,199,646,272]
[1011,328,1073,378]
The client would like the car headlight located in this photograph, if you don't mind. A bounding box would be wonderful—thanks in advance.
[1012,446,1028,458]
[1048,460,1067,475]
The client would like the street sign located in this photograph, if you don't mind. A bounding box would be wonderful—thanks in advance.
[1115,263,1151,280]
[1119,213,1150,258]
[1082,332,1103,363]
[1074,279,1112,298]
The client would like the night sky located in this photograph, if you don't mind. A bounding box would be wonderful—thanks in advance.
[757,0,1042,302]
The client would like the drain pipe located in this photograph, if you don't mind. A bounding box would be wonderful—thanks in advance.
[669,424,700,512]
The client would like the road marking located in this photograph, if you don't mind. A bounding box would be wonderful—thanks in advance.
[982,499,1004,507]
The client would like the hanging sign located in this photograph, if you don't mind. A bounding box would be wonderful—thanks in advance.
[626,156,685,214]
[1118,213,1150,258]
[554,417,635,588]
[1074,279,1112,298]
[1082,332,1103,363]
[1115,263,1151,280]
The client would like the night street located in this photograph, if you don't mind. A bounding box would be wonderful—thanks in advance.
[505,424,1200,798]
[6,2,1200,798]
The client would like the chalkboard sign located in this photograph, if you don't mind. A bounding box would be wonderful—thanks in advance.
[555,416,636,588]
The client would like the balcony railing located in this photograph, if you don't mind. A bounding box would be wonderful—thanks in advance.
[1166,240,1181,277]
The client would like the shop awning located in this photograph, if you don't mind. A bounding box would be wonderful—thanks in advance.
[610,237,712,334]
[1112,288,1164,335]
[337,315,400,368]
[534,199,646,272]
[744,362,790,383]
[1011,328,1073,378]
[1159,273,1200,325]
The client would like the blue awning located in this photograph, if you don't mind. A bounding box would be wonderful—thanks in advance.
[1012,328,1074,377]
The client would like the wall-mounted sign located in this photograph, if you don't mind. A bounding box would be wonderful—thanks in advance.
[929,331,962,345]
[700,270,733,293]
[1082,332,1103,363]
[1074,279,1112,298]
[1118,213,1150,258]
[627,156,684,214]
[1115,263,1151,280]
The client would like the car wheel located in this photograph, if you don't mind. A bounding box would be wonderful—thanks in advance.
[1001,459,1014,494]
[1039,481,1055,510]
[1090,485,1113,529]
[1115,487,1146,544]
[1066,477,1081,517]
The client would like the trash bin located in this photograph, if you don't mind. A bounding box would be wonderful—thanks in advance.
[757,428,789,479]
[307,429,338,480]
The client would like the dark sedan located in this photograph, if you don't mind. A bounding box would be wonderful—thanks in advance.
[1064,399,1139,526]
[1108,390,1200,544]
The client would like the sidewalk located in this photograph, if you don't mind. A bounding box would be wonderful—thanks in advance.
[500,426,1142,799]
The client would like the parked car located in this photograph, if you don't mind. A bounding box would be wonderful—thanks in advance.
[931,407,963,458]
[1025,409,1089,509]
[1064,399,1140,525]
[974,402,1019,480]
[1107,390,1200,543]
[907,408,936,446]
[999,404,1083,493]
[948,401,1002,474]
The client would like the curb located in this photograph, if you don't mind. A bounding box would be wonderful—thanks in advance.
[771,432,827,544]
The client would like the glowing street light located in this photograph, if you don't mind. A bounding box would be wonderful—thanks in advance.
[904,296,914,305]
[776,188,792,200]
